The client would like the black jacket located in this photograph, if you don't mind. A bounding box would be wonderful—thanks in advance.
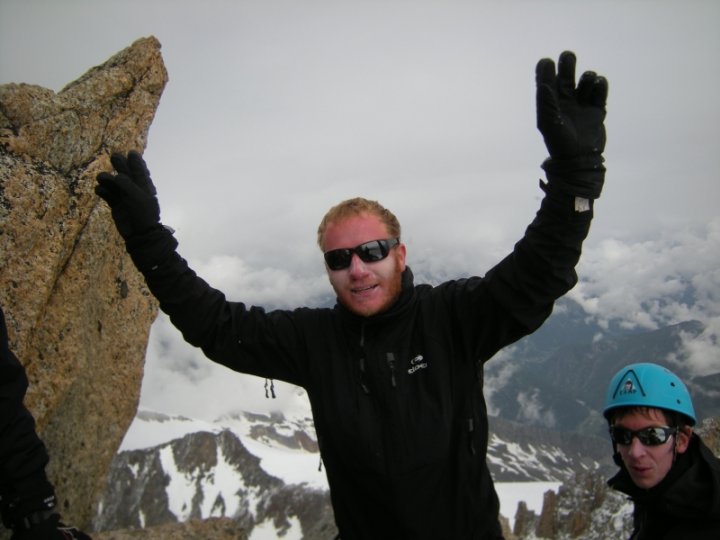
[132,185,593,539]
[608,434,720,540]
[0,306,56,529]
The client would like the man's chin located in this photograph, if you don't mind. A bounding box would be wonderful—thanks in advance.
[346,303,383,317]
[342,297,389,318]
[337,285,401,317]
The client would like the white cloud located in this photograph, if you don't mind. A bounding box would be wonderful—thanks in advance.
[516,388,556,428]
[569,218,720,331]
[191,255,331,309]
[140,313,305,421]
[483,347,520,417]
[674,319,720,378]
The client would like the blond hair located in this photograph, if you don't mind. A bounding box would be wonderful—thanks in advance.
[317,197,401,249]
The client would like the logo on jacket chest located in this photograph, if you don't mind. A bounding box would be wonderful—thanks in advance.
[407,354,428,375]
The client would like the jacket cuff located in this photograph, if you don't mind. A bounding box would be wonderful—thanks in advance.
[124,224,179,273]
[541,155,605,199]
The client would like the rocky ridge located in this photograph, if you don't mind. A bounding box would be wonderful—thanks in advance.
[1,37,167,535]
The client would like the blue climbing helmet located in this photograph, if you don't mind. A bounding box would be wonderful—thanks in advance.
[603,362,696,426]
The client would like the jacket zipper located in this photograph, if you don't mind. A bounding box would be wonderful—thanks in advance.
[386,352,397,388]
[358,323,370,394]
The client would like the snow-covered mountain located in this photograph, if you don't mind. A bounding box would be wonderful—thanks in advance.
[94,406,611,538]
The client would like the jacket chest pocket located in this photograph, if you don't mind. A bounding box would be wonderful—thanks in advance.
[370,349,454,474]
[318,353,455,476]
[319,366,386,473]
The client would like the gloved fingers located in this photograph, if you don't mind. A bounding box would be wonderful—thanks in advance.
[536,84,561,130]
[95,173,137,205]
[556,50,577,98]
[576,71,609,109]
[535,57,557,89]
[535,57,561,131]
[94,184,116,205]
[590,75,609,108]
[109,153,131,177]
[576,71,597,105]
[126,151,157,196]
[95,172,121,204]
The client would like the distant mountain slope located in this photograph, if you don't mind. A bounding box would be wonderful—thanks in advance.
[95,410,611,537]
[95,427,335,538]
[486,308,717,438]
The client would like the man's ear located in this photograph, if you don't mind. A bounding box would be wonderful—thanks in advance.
[675,426,692,454]
[396,243,407,272]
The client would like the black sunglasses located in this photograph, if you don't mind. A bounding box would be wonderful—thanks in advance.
[609,425,677,447]
[324,238,400,271]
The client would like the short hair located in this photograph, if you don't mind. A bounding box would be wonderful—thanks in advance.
[607,406,693,429]
[317,197,401,250]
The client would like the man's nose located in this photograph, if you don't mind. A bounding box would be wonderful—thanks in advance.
[348,253,369,275]
[627,436,647,457]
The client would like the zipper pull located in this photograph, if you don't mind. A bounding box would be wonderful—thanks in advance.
[468,417,476,455]
[386,353,397,388]
[359,356,370,394]
[358,324,370,394]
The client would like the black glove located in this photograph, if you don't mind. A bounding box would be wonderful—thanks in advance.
[535,51,608,199]
[9,515,92,540]
[95,151,161,241]
[55,523,92,540]
[3,501,92,540]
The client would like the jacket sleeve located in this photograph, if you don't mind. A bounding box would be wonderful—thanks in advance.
[124,229,308,386]
[449,181,594,361]
[0,307,57,528]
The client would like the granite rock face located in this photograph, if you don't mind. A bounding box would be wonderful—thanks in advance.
[92,518,248,540]
[0,37,166,530]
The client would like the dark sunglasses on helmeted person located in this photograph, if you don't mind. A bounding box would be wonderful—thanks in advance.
[324,238,399,271]
[609,425,677,446]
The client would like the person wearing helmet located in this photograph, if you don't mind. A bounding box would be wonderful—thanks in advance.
[603,362,720,539]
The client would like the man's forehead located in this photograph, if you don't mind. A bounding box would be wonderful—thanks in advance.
[615,406,668,424]
[323,213,389,248]
[327,211,382,226]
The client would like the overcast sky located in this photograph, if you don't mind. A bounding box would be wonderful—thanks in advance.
[2,0,718,422]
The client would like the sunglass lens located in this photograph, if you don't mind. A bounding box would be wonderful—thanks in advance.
[324,249,352,270]
[638,427,669,445]
[610,426,673,446]
[324,240,394,270]
[357,240,386,263]
[611,427,632,445]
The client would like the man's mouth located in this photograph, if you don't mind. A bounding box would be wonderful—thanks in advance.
[352,284,378,294]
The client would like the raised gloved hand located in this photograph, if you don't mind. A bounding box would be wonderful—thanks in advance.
[95,151,161,241]
[535,51,608,199]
